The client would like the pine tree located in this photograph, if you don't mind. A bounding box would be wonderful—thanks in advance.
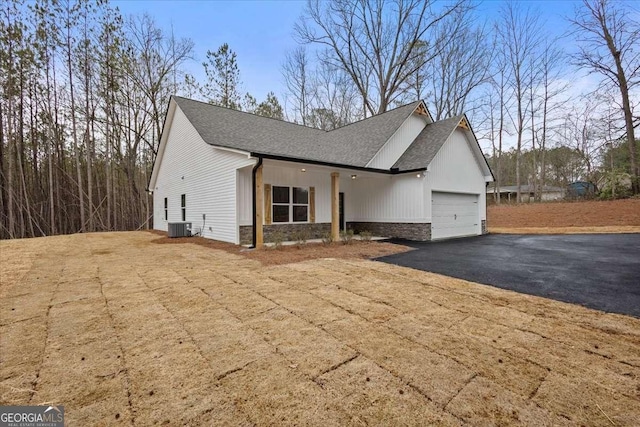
[202,43,241,109]
[255,92,284,120]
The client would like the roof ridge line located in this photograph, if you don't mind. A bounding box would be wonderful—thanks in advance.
[326,100,423,133]
[172,95,326,133]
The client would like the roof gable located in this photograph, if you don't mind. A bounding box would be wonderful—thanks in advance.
[392,115,463,171]
[315,101,423,166]
[172,96,423,168]
[393,114,493,180]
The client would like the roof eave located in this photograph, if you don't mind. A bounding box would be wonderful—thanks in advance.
[148,97,177,191]
[461,113,495,182]
[250,152,425,175]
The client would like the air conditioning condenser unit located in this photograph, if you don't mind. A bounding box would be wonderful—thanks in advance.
[168,222,192,238]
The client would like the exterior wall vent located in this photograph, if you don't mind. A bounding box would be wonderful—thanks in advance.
[168,222,192,238]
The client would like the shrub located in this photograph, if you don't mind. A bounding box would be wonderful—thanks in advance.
[359,230,372,242]
[598,171,633,200]
[340,229,354,245]
[321,232,333,245]
[291,229,309,248]
[270,230,285,250]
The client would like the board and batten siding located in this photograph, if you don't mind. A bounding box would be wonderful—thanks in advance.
[153,105,255,243]
[424,128,487,224]
[237,166,253,226]
[366,114,427,169]
[349,174,425,223]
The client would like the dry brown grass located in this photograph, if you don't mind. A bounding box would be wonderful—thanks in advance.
[2,231,639,426]
[488,198,640,228]
[489,226,640,234]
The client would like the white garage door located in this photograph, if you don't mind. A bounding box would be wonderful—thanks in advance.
[431,192,480,240]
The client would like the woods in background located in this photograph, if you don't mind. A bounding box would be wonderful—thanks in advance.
[1,0,638,239]
[1,0,192,239]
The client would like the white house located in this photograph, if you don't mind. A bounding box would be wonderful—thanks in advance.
[149,96,494,247]
[486,185,566,203]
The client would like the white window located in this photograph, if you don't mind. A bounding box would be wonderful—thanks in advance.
[272,186,308,223]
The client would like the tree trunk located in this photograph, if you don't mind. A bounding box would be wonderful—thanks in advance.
[497,73,504,205]
[600,15,639,194]
[67,9,86,233]
[6,40,15,238]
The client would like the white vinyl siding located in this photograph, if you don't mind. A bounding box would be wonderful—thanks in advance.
[153,105,254,243]
[163,197,168,220]
[367,114,427,169]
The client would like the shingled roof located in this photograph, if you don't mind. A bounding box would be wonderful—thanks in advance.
[171,96,484,174]
[173,96,422,169]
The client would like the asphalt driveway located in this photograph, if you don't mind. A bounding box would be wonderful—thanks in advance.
[379,234,640,317]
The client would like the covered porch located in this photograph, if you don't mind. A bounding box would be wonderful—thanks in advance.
[237,158,428,247]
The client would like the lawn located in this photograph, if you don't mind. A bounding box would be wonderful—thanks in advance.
[1,232,639,426]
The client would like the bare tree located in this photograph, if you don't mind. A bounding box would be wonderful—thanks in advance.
[282,46,360,129]
[295,0,462,115]
[282,47,314,125]
[62,0,86,232]
[569,0,640,194]
[125,13,193,155]
[0,0,199,239]
[481,39,512,204]
[533,40,568,201]
[310,60,360,127]
[496,2,542,203]
[560,100,603,182]
[423,4,493,120]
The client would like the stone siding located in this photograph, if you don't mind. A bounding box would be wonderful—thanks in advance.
[239,223,331,245]
[347,222,431,241]
[481,219,487,234]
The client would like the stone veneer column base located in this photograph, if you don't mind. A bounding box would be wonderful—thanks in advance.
[347,222,431,241]
[481,220,488,234]
[239,223,331,245]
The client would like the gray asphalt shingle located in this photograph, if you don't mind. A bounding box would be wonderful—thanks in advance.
[173,96,464,172]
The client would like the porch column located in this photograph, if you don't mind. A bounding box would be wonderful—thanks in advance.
[331,172,340,241]
[255,164,264,248]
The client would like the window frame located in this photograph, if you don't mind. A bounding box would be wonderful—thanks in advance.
[271,186,309,224]
[181,194,186,221]
[291,187,309,223]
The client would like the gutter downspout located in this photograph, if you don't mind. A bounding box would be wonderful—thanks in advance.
[251,156,263,248]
